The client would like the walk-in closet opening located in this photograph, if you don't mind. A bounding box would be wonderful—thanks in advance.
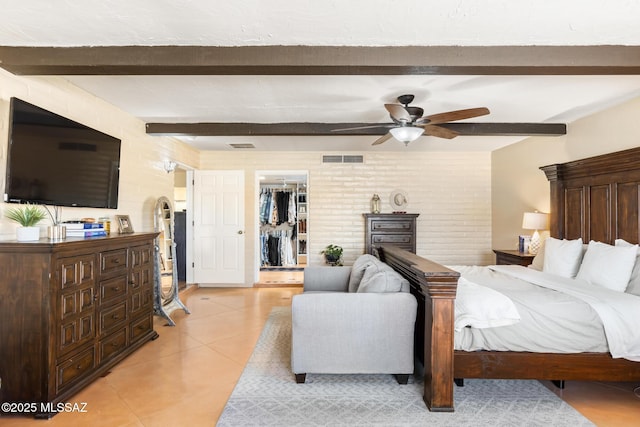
[255,170,308,287]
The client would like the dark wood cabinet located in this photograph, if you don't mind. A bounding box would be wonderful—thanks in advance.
[364,213,419,255]
[0,233,158,417]
[493,249,535,266]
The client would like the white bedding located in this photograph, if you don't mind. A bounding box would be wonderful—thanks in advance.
[451,265,640,361]
[454,276,520,331]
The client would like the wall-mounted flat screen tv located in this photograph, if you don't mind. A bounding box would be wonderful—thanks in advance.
[4,98,121,209]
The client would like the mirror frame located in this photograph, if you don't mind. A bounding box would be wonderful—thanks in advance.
[153,196,190,326]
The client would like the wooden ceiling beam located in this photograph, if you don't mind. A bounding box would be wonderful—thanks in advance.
[1,46,639,75]
[145,122,566,137]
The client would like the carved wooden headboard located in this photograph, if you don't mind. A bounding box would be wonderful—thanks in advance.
[541,146,640,245]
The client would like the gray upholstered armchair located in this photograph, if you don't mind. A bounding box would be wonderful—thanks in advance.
[291,255,418,384]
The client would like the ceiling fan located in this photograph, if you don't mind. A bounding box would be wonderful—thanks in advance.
[333,94,490,146]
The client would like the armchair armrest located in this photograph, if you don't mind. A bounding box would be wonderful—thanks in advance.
[303,266,351,292]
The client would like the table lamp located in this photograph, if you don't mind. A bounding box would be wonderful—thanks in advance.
[522,211,549,255]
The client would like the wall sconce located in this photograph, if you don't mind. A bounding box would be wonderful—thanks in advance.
[522,211,549,255]
[164,161,177,173]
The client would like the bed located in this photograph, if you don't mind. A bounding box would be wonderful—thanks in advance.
[377,146,640,412]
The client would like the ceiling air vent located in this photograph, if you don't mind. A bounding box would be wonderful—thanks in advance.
[322,155,364,164]
[228,143,256,149]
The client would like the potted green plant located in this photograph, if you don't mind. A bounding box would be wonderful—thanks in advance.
[321,244,343,266]
[5,204,47,241]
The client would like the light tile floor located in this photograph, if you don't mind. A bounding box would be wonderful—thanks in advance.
[1,285,639,426]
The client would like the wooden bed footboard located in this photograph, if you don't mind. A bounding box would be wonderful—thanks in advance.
[377,244,460,412]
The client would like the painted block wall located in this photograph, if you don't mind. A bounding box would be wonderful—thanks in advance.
[200,150,493,285]
[0,70,199,240]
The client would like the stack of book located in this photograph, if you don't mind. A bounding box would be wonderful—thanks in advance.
[518,235,532,253]
[64,222,107,238]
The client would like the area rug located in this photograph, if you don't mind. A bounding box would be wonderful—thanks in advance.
[216,307,594,426]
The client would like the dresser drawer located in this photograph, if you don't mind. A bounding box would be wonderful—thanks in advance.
[130,313,153,343]
[99,328,128,363]
[99,301,127,335]
[372,234,412,245]
[56,346,96,393]
[371,219,414,233]
[100,248,128,274]
[99,275,128,304]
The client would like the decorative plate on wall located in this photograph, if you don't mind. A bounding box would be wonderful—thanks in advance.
[390,189,408,211]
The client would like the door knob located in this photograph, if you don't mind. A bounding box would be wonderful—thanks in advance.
[237,230,244,235]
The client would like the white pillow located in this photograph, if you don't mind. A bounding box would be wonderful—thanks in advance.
[542,237,584,278]
[528,240,545,271]
[615,239,640,296]
[577,240,638,292]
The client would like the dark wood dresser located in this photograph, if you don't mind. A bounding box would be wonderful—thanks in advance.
[0,232,159,418]
[364,213,419,255]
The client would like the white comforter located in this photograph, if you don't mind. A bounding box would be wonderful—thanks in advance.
[452,265,640,361]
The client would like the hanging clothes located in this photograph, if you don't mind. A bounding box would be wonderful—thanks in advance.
[259,187,299,267]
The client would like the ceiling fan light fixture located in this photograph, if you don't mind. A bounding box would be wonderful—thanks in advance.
[389,126,424,145]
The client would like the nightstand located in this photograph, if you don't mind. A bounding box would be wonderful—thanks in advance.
[493,249,536,266]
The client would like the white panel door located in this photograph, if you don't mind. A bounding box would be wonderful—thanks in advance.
[193,170,245,285]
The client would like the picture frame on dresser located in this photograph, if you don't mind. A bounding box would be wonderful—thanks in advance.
[116,215,134,233]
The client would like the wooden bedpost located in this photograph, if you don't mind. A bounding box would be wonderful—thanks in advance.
[377,245,459,412]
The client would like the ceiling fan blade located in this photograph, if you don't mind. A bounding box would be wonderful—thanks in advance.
[384,104,411,122]
[423,124,459,139]
[331,124,393,132]
[371,133,393,146]
[425,107,490,125]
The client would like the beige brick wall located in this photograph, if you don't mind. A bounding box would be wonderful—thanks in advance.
[0,70,199,240]
[201,150,493,283]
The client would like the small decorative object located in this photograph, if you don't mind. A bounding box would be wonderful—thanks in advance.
[47,224,66,240]
[44,205,66,240]
[116,215,134,234]
[370,194,381,214]
[321,244,343,266]
[5,204,47,241]
[522,211,549,255]
[99,216,111,235]
[390,189,408,213]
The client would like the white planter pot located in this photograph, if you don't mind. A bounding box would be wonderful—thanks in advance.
[16,226,41,241]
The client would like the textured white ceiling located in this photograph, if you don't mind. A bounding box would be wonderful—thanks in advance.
[1,1,640,151]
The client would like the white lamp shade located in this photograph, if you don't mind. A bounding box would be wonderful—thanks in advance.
[389,126,424,143]
[522,212,549,231]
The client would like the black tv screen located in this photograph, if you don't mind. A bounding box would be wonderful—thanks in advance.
[4,98,121,209]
